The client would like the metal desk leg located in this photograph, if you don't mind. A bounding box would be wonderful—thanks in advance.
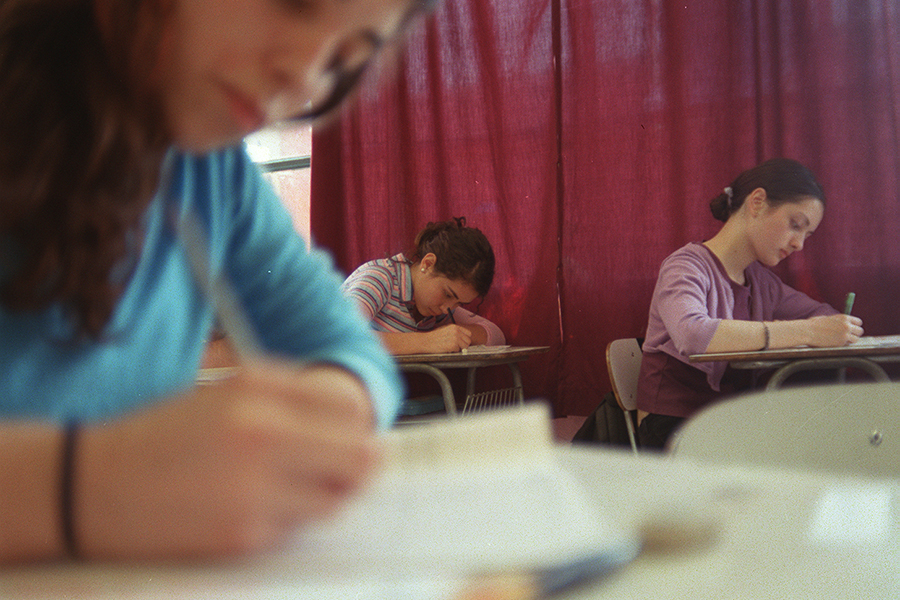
[766,357,890,390]
[466,367,478,400]
[399,364,457,416]
[508,362,525,404]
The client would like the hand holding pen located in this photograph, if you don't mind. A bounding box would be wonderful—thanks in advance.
[442,308,474,352]
[802,292,863,348]
[844,292,856,316]
[842,292,863,345]
[424,321,474,353]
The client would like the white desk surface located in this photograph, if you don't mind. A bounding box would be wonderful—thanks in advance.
[690,334,900,363]
[2,445,898,599]
[561,446,899,599]
[394,345,550,367]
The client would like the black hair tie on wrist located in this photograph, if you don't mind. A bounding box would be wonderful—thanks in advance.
[60,419,80,558]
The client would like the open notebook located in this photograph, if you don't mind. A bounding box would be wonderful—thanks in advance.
[1,404,639,600]
[850,334,900,348]
[284,403,641,596]
[460,343,511,353]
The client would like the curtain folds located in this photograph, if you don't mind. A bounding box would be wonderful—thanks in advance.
[311,0,900,416]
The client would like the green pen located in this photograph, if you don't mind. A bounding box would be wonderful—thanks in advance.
[844,292,856,315]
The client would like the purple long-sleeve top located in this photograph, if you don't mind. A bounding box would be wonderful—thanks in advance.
[636,243,837,418]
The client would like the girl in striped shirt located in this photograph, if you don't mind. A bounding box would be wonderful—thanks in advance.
[343,218,506,355]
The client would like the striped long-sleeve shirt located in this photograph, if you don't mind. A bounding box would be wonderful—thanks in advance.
[341,253,505,344]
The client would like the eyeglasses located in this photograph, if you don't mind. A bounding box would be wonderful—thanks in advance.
[295,30,383,121]
[291,0,439,122]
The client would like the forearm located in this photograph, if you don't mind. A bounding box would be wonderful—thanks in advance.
[378,326,473,355]
[451,309,506,345]
[706,319,814,353]
[766,319,821,349]
[378,330,429,355]
[460,324,488,345]
[0,423,65,563]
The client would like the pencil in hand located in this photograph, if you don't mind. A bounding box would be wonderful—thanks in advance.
[843,292,856,315]
[177,210,264,360]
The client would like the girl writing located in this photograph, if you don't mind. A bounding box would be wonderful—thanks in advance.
[0,0,436,563]
[636,158,863,449]
[343,218,505,354]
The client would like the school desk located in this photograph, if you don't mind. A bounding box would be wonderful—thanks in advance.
[395,345,550,415]
[2,443,897,599]
[690,334,900,389]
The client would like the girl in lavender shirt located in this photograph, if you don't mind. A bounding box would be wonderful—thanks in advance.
[636,159,864,449]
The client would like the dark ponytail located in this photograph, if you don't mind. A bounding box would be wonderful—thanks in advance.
[710,158,825,223]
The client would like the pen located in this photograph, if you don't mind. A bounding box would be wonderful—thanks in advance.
[844,292,856,315]
[454,550,637,600]
[177,210,264,359]
[447,309,469,354]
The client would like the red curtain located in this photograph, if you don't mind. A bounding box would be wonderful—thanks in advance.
[311,0,900,416]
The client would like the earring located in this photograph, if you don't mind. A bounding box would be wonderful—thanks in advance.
[421,268,426,273]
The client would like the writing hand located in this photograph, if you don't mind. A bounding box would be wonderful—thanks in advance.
[423,324,474,353]
[74,360,380,560]
[807,314,864,347]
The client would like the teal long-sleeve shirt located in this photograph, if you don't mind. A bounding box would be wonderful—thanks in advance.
[0,147,403,429]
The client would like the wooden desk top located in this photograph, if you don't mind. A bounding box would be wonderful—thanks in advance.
[690,334,900,364]
[195,348,551,379]
[394,345,550,367]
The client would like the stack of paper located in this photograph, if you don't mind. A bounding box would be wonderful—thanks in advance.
[288,403,641,590]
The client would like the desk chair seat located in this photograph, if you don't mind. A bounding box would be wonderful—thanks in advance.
[669,381,900,479]
[605,338,643,453]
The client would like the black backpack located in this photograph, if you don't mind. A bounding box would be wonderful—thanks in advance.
[571,391,634,448]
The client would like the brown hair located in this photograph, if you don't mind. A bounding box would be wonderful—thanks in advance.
[408,217,495,297]
[0,0,441,338]
[0,0,168,337]
[709,158,825,223]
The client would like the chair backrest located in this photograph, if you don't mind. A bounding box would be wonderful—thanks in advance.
[605,338,643,412]
[670,381,900,479]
